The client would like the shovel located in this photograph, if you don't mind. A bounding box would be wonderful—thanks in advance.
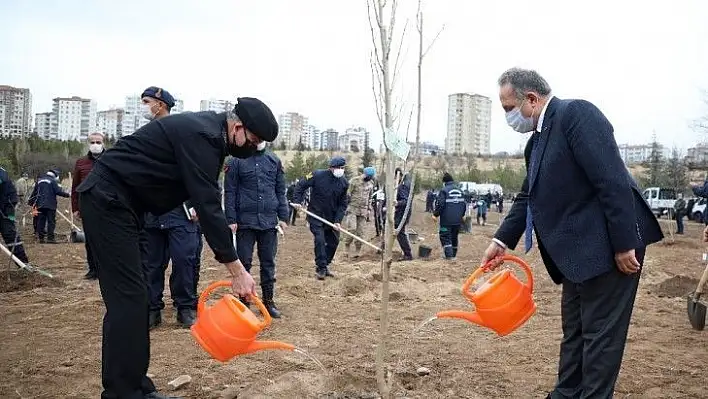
[686,261,708,331]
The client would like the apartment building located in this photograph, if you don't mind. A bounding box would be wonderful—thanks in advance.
[0,85,32,137]
[34,112,53,139]
[445,93,492,155]
[51,96,97,141]
[96,108,125,139]
[199,99,234,113]
[275,112,308,149]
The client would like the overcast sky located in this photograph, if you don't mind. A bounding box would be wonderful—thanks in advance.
[2,0,707,153]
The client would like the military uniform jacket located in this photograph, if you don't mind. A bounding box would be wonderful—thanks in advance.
[293,169,349,224]
[346,175,374,217]
[223,150,289,230]
[77,111,236,263]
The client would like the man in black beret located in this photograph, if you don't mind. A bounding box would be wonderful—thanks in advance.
[140,86,175,120]
[77,97,278,399]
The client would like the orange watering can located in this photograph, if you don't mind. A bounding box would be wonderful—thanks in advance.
[191,280,295,362]
[436,255,536,336]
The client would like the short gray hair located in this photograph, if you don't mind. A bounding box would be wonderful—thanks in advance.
[88,132,105,141]
[498,67,552,100]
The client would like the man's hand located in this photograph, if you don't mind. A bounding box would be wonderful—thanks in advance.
[615,249,641,274]
[334,223,342,231]
[229,223,238,233]
[189,208,198,222]
[278,220,288,232]
[481,241,506,270]
[73,211,80,219]
[225,260,256,297]
[703,225,708,242]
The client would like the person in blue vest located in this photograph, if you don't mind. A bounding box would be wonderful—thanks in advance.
[224,144,289,317]
[0,167,31,265]
[433,172,466,259]
[27,169,70,244]
[137,86,202,330]
[292,156,349,280]
[382,167,414,261]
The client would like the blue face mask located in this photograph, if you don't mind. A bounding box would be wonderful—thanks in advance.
[505,100,535,133]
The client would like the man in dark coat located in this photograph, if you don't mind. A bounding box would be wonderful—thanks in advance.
[481,68,663,398]
[72,132,105,279]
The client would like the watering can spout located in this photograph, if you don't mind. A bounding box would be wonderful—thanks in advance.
[245,340,296,354]
[435,310,485,327]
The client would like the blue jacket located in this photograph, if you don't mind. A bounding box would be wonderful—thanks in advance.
[294,169,349,224]
[0,168,18,216]
[494,97,663,284]
[383,174,412,218]
[434,181,466,226]
[28,173,69,210]
[224,150,289,230]
[144,204,197,231]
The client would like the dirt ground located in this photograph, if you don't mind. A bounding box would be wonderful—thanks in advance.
[1,197,707,398]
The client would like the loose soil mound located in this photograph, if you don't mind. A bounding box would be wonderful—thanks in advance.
[0,269,63,293]
[648,275,700,298]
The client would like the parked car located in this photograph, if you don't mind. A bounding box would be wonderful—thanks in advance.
[642,187,677,217]
[690,197,707,222]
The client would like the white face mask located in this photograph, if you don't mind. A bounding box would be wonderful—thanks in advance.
[141,103,155,121]
[89,143,103,154]
[256,142,266,151]
[505,100,535,133]
[332,168,345,178]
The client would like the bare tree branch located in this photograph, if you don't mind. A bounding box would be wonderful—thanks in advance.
[422,25,444,58]
[389,20,408,89]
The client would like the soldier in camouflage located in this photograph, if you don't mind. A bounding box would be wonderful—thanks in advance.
[343,166,376,258]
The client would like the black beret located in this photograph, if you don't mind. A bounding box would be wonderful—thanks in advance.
[141,86,175,109]
[233,97,279,142]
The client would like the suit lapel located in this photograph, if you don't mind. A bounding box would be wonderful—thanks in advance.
[529,98,558,191]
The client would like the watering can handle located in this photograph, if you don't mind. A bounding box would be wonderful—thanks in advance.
[197,280,272,330]
[461,255,534,302]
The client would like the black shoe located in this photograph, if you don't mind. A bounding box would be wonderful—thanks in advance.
[148,311,162,330]
[316,270,326,280]
[144,392,183,399]
[398,255,413,262]
[176,309,196,328]
[264,300,282,318]
[84,271,98,280]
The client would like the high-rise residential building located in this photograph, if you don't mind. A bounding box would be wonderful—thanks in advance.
[122,93,184,136]
[96,108,125,139]
[0,105,5,135]
[321,129,339,151]
[199,99,233,113]
[0,85,32,137]
[34,112,53,139]
[275,112,308,149]
[338,127,369,152]
[445,93,492,155]
[302,124,318,150]
[51,96,97,141]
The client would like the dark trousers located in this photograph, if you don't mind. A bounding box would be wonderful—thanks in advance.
[195,226,203,292]
[373,202,383,236]
[37,208,57,240]
[142,225,200,311]
[85,234,98,274]
[476,210,487,224]
[79,182,156,399]
[309,220,339,271]
[394,211,412,257]
[289,205,298,225]
[236,228,278,298]
[0,214,29,263]
[551,248,646,399]
[33,215,38,236]
[438,224,460,259]
[675,212,684,234]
